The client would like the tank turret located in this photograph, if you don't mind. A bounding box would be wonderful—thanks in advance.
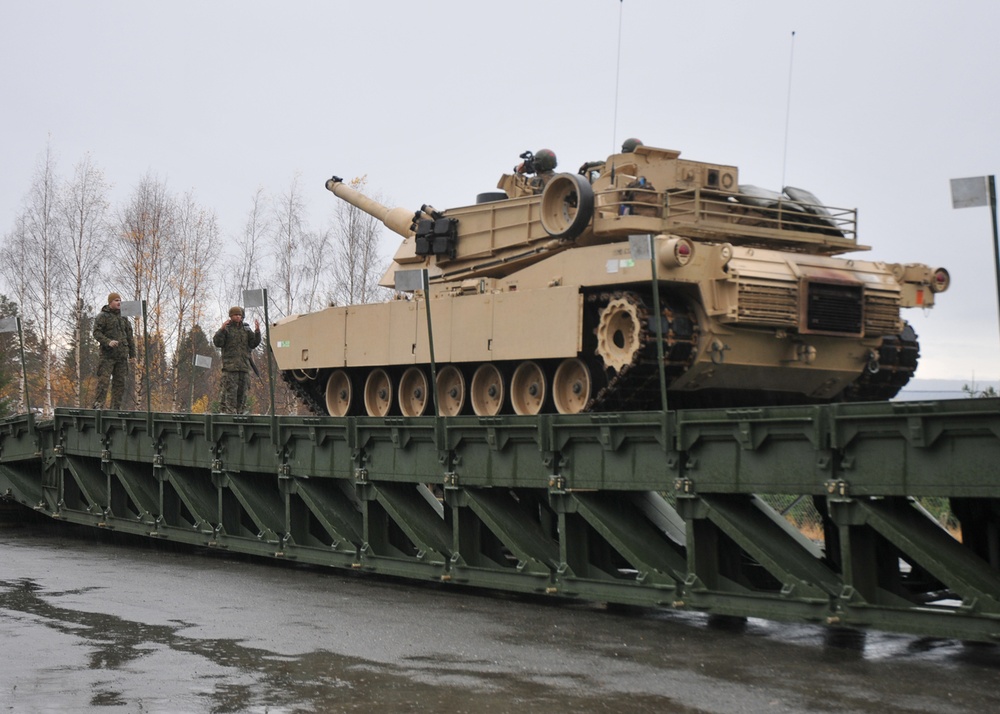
[272,144,950,417]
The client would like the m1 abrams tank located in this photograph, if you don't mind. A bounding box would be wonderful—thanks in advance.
[271,143,950,417]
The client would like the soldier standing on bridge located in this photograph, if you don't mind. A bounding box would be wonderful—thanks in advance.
[92,292,135,410]
[213,306,261,413]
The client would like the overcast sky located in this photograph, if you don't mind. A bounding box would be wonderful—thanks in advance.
[1,0,999,383]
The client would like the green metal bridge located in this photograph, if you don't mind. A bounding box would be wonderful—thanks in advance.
[1,400,999,642]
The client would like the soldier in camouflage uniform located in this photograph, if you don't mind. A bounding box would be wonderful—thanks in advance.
[620,137,643,153]
[92,292,136,410]
[213,306,262,413]
[578,138,643,178]
[514,148,558,193]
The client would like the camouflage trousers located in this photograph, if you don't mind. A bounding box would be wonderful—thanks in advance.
[218,370,250,414]
[93,357,129,410]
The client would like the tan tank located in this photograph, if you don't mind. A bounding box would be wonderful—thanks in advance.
[270,143,950,417]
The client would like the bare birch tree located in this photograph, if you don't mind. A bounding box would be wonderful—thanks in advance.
[300,227,333,313]
[14,142,64,415]
[169,191,220,410]
[268,175,331,414]
[112,173,176,409]
[0,137,400,418]
[0,214,32,411]
[61,153,111,406]
[269,174,308,318]
[330,176,390,306]
[225,186,270,306]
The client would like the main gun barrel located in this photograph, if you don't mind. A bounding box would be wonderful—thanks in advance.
[325,177,415,238]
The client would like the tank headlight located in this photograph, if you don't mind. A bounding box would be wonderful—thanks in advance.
[930,268,950,293]
[660,237,694,268]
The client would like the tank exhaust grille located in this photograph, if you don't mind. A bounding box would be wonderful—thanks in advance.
[863,292,903,336]
[803,281,863,335]
[733,280,900,337]
[736,283,798,326]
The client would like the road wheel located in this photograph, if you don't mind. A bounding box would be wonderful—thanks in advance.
[470,364,504,416]
[553,358,591,414]
[510,361,547,415]
[364,368,393,417]
[398,367,430,417]
[325,370,352,417]
[436,365,466,417]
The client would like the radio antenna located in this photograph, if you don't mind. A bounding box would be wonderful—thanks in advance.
[781,30,797,189]
[612,0,624,155]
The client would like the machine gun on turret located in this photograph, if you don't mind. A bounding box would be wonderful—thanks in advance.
[272,143,950,418]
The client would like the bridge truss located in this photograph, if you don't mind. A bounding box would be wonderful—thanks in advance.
[1,400,998,642]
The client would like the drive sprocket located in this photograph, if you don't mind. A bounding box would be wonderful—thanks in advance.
[596,295,646,373]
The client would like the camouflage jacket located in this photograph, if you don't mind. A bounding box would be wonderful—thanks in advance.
[213,321,262,372]
[92,305,135,361]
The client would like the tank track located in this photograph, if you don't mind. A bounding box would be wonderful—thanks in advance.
[280,370,326,414]
[585,290,699,412]
[281,300,913,416]
[842,322,920,402]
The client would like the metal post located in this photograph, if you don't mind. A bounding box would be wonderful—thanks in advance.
[951,174,999,352]
[648,237,669,413]
[188,333,196,412]
[142,300,151,429]
[263,289,276,419]
[16,316,32,430]
[422,270,439,417]
[259,289,278,446]
[989,176,1000,349]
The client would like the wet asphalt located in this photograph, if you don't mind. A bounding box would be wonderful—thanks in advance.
[1,512,998,713]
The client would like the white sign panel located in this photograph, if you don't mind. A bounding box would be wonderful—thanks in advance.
[120,300,143,318]
[395,269,426,292]
[242,289,266,308]
[629,234,653,261]
[950,176,990,209]
[194,354,213,369]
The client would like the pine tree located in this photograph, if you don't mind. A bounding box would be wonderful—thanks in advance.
[172,324,218,412]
